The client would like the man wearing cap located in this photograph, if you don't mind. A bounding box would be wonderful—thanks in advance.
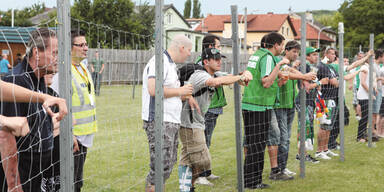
[178,48,251,192]
[194,35,225,185]
[294,47,329,163]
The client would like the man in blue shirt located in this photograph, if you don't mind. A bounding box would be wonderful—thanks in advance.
[0,54,11,76]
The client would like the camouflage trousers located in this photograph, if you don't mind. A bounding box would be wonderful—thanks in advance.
[143,120,179,185]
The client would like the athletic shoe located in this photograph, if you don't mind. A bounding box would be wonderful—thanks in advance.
[324,150,339,157]
[194,177,214,186]
[245,183,270,189]
[282,168,296,176]
[315,151,331,160]
[305,154,320,164]
[206,174,220,180]
[269,172,294,181]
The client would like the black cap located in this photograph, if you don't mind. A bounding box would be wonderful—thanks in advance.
[202,48,226,61]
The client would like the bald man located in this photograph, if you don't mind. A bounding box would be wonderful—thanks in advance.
[142,35,196,192]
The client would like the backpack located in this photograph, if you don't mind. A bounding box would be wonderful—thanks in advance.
[178,63,216,98]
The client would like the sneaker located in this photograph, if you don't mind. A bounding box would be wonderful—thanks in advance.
[245,183,270,189]
[315,151,331,160]
[305,154,320,164]
[282,168,296,176]
[269,172,294,181]
[324,150,339,157]
[206,174,220,180]
[194,177,214,186]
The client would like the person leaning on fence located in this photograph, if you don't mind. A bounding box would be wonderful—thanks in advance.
[377,50,384,138]
[0,28,61,192]
[241,32,288,190]
[193,35,225,186]
[178,48,252,192]
[90,51,104,96]
[356,49,384,142]
[266,41,317,181]
[142,34,195,192]
[314,47,340,160]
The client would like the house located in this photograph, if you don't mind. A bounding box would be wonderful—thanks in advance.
[289,11,337,48]
[0,26,35,66]
[290,18,335,49]
[195,13,297,53]
[162,4,207,52]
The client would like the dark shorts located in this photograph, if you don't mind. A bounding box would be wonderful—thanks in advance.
[380,97,384,116]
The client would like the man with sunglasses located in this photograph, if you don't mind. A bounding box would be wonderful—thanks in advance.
[179,48,252,192]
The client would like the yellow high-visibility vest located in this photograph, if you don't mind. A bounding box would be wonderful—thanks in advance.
[72,61,97,135]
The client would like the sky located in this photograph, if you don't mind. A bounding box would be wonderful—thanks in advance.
[1,0,346,15]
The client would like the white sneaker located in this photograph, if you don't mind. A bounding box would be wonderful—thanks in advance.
[282,168,296,176]
[324,150,339,157]
[315,151,331,160]
[206,174,220,180]
[194,177,214,186]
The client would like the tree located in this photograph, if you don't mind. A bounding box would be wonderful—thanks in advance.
[339,0,384,48]
[183,0,191,19]
[192,0,201,18]
[0,3,46,27]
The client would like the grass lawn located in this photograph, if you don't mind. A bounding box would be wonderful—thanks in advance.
[82,85,383,192]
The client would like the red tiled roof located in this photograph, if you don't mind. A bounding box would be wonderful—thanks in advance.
[196,13,296,35]
[291,18,334,42]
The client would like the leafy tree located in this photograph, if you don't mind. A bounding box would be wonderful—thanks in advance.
[183,0,191,19]
[192,0,201,18]
[339,0,384,48]
[0,3,46,26]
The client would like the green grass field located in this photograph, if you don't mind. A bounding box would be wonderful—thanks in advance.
[82,85,383,192]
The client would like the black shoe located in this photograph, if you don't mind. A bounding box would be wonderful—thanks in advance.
[305,154,320,164]
[245,183,270,189]
[269,172,294,181]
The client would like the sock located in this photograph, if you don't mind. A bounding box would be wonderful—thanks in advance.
[179,165,192,192]
[271,167,280,174]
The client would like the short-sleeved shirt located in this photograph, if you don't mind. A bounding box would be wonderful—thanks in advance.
[317,62,339,100]
[357,64,377,100]
[0,59,9,73]
[91,58,104,72]
[142,51,182,124]
[180,70,213,129]
[0,59,53,152]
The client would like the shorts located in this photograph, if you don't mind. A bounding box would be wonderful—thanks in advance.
[320,99,338,131]
[353,87,359,106]
[267,110,280,146]
[144,120,179,185]
[373,91,382,114]
[179,127,211,174]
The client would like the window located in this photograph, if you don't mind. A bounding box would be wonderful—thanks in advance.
[282,26,285,35]
[166,13,172,24]
[287,28,289,36]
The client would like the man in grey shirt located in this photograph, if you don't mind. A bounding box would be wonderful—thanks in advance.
[178,48,252,192]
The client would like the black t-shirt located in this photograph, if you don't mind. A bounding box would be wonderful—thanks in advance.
[1,59,53,152]
[317,62,339,100]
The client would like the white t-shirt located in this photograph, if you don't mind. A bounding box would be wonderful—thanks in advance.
[141,51,182,124]
[357,64,377,100]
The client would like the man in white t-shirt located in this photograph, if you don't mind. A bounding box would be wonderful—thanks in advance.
[142,35,194,192]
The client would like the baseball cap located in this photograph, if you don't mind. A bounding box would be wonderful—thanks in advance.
[306,47,320,55]
[202,48,226,60]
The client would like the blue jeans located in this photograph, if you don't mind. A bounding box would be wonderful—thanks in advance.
[275,108,295,170]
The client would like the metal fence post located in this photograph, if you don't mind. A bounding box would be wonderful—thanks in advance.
[57,0,74,191]
[338,22,345,161]
[367,34,374,147]
[132,44,138,99]
[231,5,244,192]
[154,0,164,191]
[299,14,307,178]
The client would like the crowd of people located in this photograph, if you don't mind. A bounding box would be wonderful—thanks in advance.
[142,31,382,191]
[0,27,98,192]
